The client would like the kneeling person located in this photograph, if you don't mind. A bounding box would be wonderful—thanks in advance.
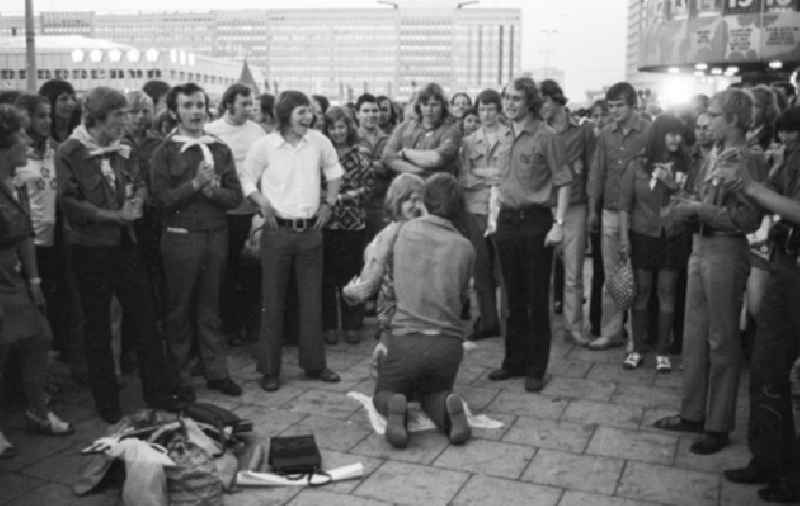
[373,173,475,448]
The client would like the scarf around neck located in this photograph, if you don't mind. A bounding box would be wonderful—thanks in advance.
[171,134,217,166]
[69,125,131,159]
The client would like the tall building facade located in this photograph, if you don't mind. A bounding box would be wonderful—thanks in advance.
[625,0,658,92]
[0,6,520,101]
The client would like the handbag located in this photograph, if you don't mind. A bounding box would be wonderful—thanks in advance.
[607,256,635,311]
[267,434,330,485]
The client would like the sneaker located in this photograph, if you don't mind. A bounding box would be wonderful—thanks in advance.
[445,394,471,445]
[386,394,408,448]
[623,352,643,370]
[207,377,243,396]
[656,355,672,373]
[25,411,74,436]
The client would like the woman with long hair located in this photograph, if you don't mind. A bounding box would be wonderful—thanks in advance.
[619,114,692,372]
[376,95,398,134]
[0,105,73,459]
[38,80,80,144]
[322,107,374,344]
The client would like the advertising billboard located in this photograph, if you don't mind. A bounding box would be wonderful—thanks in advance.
[639,0,800,71]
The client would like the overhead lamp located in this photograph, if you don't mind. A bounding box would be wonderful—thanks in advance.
[188,53,196,66]
[71,49,84,63]
[768,60,783,70]
[667,67,680,74]
[693,71,704,77]
[711,68,723,75]
[89,49,103,63]
[126,49,140,63]
[179,50,187,65]
[694,63,708,70]
[146,48,159,63]
[170,49,178,64]
[725,66,739,74]
[108,48,121,63]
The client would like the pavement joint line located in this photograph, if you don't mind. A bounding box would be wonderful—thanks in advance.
[515,446,539,480]
[613,458,629,498]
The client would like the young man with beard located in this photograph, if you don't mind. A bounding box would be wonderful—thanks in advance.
[382,82,462,178]
[540,79,596,346]
[241,90,343,392]
[206,84,266,345]
[150,82,244,401]
[355,94,391,240]
[56,87,182,423]
[586,82,650,350]
[655,89,765,455]
[487,77,572,392]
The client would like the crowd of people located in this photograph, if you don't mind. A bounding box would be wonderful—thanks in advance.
[0,73,798,502]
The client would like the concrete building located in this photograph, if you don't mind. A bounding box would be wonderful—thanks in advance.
[0,6,520,101]
[521,66,567,90]
[625,0,659,93]
[0,34,257,97]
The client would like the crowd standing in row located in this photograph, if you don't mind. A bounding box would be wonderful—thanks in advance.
[0,73,798,502]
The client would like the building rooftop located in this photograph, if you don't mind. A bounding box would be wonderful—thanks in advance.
[0,34,133,52]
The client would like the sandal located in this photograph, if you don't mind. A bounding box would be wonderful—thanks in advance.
[656,355,672,373]
[25,411,74,436]
[623,352,643,370]
[653,414,704,433]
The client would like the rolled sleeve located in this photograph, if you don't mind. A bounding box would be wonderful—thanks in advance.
[320,136,344,181]
[547,133,572,187]
[241,139,267,197]
[434,123,462,167]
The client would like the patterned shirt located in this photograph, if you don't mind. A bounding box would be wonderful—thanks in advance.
[326,146,374,231]
[13,139,57,246]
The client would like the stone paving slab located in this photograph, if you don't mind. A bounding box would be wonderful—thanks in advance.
[485,392,568,419]
[451,475,562,506]
[559,491,663,506]
[433,438,535,478]
[586,426,679,465]
[354,460,469,506]
[541,376,617,402]
[521,448,625,495]
[617,461,720,505]
[502,416,596,454]
[562,399,644,429]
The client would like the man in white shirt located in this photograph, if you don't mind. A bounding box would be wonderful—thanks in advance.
[241,90,343,392]
[206,84,265,344]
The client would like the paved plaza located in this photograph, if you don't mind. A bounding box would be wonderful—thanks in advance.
[0,314,781,506]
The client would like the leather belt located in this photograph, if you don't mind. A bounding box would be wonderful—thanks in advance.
[698,224,744,238]
[275,217,316,232]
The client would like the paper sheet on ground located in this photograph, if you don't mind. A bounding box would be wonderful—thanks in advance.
[347,391,504,434]
[237,463,364,487]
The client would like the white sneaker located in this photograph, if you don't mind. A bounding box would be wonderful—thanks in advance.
[656,355,672,373]
[623,352,643,370]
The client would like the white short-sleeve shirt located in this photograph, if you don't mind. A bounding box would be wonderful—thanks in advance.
[241,129,344,219]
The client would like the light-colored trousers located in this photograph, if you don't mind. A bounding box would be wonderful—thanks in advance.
[560,204,587,341]
[600,210,625,340]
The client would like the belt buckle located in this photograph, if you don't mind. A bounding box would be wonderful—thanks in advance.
[291,219,307,232]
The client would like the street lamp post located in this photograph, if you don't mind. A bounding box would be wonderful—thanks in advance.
[25,0,36,92]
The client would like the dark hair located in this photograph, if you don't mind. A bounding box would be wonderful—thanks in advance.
[540,79,568,106]
[0,104,24,150]
[38,79,80,141]
[0,91,22,105]
[142,80,170,104]
[414,83,449,122]
[312,95,329,113]
[503,77,542,116]
[462,107,479,119]
[259,93,275,120]
[324,106,357,146]
[166,82,210,120]
[376,95,397,129]
[776,107,800,132]
[694,94,710,110]
[153,109,177,136]
[14,93,50,147]
[605,82,637,106]
[84,87,127,129]
[592,100,609,114]
[220,83,252,115]
[713,88,753,132]
[451,91,472,107]
[475,89,502,113]
[275,91,311,134]
[642,114,689,175]
[356,93,378,112]
[423,173,465,223]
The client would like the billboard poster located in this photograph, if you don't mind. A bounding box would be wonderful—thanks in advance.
[639,0,800,70]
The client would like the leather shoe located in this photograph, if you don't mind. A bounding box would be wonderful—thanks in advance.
[690,432,729,455]
[386,394,408,448]
[147,392,187,412]
[207,377,243,396]
[724,460,772,484]
[260,375,280,392]
[525,376,545,392]
[488,368,522,381]
[307,368,340,383]
[468,325,501,341]
[445,394,471,445]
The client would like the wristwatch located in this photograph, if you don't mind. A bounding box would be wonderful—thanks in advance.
[29,276,42,285]
[554,218,564,226]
